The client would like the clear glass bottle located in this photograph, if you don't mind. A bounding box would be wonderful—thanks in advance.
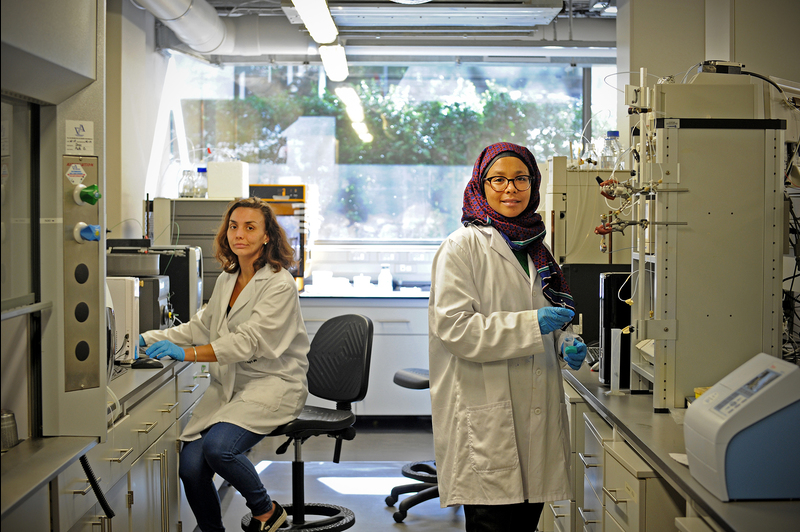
[179,170,196,198]
[194,167,208,198]
[580,142,598,170]
[600,131,623,170]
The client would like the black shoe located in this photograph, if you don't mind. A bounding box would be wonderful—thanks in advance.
[241,502,288,532]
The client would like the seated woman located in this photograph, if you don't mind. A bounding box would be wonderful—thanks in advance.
[140,197,309,532]
[428,142,587,532]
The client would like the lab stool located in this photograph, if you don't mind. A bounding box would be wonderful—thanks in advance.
[384,368,439,523]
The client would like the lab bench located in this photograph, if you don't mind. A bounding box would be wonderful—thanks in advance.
[1,359,210,532]
[562,367,799,532]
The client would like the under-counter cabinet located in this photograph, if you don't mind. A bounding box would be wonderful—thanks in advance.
[300,297,431,416]
[603,441,683,532]
[129,423,180,532]
[51,361,210,532]
[581,412,614,532]
[547,380,593,532]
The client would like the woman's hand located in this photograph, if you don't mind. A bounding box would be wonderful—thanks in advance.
[562,340,587,370]
[537,307,574,335]
[146,340,186,361]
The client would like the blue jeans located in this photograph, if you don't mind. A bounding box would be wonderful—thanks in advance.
[179,422,273,532]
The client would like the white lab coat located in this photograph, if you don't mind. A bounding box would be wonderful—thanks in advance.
[428,224,574,507]
[142,265,309,441]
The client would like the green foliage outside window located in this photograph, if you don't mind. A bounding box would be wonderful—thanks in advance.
[181,65,583,168]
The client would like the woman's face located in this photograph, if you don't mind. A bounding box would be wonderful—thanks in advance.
[483,156,532,218]
[227,207,268,266]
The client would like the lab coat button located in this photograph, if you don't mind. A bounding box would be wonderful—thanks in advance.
[536,369,543,376]
[534,407,542,415]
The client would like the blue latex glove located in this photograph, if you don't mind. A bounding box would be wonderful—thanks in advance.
[139,335,146,348]
[563,340,588,370]
[537,307,575,335]
[146,340,185,361]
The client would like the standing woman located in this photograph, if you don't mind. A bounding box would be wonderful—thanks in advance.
[140,197,310,532]
[428,142,587,531]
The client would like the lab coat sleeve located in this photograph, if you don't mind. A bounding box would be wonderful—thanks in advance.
[141,304,213,347]
[431,236,546,363]
[211,275,304,365]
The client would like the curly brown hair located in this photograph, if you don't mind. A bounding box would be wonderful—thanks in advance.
[213,197,296,274]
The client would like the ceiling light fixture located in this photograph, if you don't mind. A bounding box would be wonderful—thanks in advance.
[320,43,349,81]
[291,0,338,44]
[334,86,372,143]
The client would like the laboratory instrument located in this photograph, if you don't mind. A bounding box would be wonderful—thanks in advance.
[684,353,800,501]
[603,64,788,410]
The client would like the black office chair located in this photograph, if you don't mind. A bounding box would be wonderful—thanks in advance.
[384,368,439,523]
[242,314,373,532]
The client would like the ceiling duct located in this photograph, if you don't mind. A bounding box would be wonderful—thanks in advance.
[138,0,314,56]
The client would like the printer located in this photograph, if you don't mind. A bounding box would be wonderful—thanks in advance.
[684,353,800,501]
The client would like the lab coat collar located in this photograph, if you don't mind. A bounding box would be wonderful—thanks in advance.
[221,265,275,324]
[476,225,533,285]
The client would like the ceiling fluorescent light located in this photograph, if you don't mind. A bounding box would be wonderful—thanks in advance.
[291,0,338,44]
[320,44,349,81]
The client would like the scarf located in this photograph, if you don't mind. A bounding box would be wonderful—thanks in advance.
[461,142,574,311]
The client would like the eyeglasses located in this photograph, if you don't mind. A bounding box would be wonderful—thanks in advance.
[484,176,532,192]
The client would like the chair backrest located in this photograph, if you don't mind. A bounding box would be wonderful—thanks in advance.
[307,314,373,404]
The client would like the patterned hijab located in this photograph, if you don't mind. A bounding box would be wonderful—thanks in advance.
[462,142,574,310]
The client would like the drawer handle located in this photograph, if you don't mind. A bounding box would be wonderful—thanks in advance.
[109,448,134,463]
[578,507,599,524]
[549,503,567,519]
[182,384,200,393]
[159,402,179,413]
[579,452,600,468]
[90,515,112,531]
[194,373,210,379]
[603,486,628,505]
[72,478,100,495]
[137,421,158,434]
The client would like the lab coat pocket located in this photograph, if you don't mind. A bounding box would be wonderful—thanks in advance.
[467,401,519,473]
[241,376,284,412]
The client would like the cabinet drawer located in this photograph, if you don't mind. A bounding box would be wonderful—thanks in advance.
[548,499,572,532]
[564,380,589,452]
[116,380,176,465]
[603,441,654,532]
[581,473,602,532]
[54,441,114,532]
[176,362,211,418]
[582,412,613,498]
[604,509,626,532]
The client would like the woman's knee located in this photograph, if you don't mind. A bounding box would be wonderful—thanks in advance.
[201,433,235,467]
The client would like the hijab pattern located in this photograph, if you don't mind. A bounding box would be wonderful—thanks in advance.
[461,142,575,311]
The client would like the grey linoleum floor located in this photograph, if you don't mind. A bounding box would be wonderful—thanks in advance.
[182,417,467,532]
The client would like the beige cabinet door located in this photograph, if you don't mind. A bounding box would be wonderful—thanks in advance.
[129,422,179,532]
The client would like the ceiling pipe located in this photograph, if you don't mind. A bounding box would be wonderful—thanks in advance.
[134,0,313,56]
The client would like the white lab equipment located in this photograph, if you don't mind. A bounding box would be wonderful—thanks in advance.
[684,353,800,501]
[378,263,393,292]
[106,277,140,361]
